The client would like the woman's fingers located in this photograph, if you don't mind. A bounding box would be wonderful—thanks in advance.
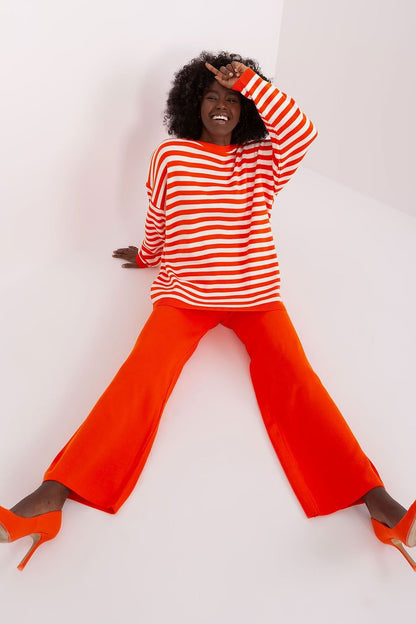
[226,63,241,77]
[205,61,245,87]
[113,245,139,267]
[220,64,234,77]
[113,246,138,256]
[205,62,234,79]
[205,61,220,76]
[231,61,242,76]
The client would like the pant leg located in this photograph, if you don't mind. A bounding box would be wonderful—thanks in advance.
[44,305,222,514]
[223,306,383,518]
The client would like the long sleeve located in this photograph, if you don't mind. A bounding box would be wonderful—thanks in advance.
[132,72,317,309]
[136,145,167,268]
[232,68,317,195]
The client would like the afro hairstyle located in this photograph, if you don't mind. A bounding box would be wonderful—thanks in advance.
[164,51,271,145]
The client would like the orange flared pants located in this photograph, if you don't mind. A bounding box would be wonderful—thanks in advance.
[44,304,383,517]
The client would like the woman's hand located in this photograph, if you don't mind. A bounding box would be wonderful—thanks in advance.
[205,61,248,89]
[112,246,140,268]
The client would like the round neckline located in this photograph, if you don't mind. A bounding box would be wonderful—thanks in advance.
[188,140,238,155]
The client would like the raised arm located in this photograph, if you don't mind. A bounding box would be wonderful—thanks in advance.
[206,61,318,194]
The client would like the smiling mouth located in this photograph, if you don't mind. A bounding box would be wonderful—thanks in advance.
[211,114,229,123]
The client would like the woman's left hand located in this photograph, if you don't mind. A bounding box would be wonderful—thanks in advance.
[205,61,248,89]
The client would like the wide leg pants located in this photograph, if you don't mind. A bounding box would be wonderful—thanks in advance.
[44,304,383,517]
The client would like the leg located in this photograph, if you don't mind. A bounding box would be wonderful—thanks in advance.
[223,306,402,520]
[363,487,406,527]
[13,305,222,516]
[10,481,70,518]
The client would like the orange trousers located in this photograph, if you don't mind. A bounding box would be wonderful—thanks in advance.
[44,304,383,517]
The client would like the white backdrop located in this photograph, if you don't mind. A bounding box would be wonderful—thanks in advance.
[0,0,283,289]
[276,0,416,217]
[1,1,416,622]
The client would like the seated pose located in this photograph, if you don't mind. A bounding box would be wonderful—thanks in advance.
[1,51,415,572]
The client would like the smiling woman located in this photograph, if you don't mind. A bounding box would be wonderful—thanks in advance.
[163,51,269,144]
[199,80,241,146]
[1,50,415,574]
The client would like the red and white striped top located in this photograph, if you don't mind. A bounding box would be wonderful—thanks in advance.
[136,67,317,310]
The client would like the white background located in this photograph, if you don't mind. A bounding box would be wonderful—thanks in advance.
[1,1,416,621]
[276,0,416,217]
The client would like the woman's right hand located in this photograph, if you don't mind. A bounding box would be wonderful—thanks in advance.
[112,246,140,268]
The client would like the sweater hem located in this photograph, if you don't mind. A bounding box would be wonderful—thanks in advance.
[152,296,285,312]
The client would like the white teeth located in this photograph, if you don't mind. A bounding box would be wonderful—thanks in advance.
[212,115,228,121]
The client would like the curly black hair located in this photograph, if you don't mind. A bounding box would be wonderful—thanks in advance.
[164,51,271,145]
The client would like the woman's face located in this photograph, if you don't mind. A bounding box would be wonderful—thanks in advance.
[199,80,241,145]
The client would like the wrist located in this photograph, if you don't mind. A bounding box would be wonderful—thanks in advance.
[135,253,147,268]
[232,67,256,92]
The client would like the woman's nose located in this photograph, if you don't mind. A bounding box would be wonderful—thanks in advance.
[216,99,227,109]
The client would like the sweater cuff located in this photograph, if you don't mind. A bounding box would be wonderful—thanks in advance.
[135,253,147,268]
[232,67,256,93]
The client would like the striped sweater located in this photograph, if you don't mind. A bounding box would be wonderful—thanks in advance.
[136,67,317,309]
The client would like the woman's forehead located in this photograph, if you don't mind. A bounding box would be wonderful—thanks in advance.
[204,81,236,96]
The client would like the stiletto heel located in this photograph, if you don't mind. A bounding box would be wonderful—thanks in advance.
[371,500,416,571]
[0,506,62,570]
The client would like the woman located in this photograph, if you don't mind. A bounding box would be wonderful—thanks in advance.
[1,51,415,571]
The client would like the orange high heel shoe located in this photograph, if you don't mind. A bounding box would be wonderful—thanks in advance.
[0,506,62,570]
[371,501,416,571]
